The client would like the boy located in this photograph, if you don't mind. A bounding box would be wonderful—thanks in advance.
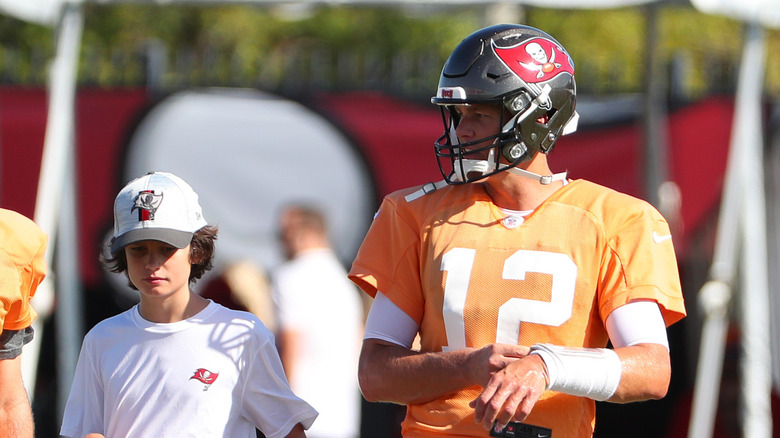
[61,171,317,438]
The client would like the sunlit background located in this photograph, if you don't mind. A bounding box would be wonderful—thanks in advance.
[1,1,778,437]
[2,3,779,96]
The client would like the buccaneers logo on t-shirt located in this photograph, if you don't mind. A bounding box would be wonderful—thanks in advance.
[493,37,574,83]
[190,368,219,391]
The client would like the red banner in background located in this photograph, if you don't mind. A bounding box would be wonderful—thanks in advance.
[0,87,732,286]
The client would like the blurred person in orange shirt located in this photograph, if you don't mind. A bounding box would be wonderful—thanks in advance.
[0,208,47,438]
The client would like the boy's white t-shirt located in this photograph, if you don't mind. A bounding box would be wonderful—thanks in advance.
[60,300,318,438]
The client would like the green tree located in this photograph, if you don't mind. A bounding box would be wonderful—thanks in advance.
[0,3,778,97]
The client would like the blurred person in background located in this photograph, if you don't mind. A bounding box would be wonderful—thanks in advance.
[0,208,47,438]
[273,204,364,438]
[349,24,686,437]
[199,258,278,333]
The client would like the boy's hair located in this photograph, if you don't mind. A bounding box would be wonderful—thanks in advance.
[102,225,218,291]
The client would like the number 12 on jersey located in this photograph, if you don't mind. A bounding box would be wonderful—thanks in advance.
[441,248,577,350]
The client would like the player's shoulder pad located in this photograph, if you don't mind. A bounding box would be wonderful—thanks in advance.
[564,179,649,208]
[403,180,449,203]
[563,180,666,230]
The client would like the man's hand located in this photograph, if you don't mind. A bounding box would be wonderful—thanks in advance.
[467,343,531,386]
[359,340,529,405]
[470,353,548,432]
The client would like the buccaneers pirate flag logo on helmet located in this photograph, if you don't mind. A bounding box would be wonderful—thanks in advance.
[492,37,574,83]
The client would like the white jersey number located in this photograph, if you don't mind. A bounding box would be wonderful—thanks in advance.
[441,248,577,350]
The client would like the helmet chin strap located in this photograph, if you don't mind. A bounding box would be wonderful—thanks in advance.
[450,136,498,182]
[451,155,494,182]
[452,149,567,185]
[508,166,568,185]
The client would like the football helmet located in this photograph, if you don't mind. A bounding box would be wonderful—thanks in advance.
[431,24,579,184]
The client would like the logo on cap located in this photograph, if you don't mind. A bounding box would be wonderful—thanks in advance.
[132,190,163,221]
[493,37,574,83]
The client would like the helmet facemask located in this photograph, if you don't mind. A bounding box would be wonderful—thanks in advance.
[434,86,554,184]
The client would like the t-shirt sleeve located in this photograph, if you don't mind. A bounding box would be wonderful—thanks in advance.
[242,328,318,438]
[60,334,105,438]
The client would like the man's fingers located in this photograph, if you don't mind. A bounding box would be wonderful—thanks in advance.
[493,387,529,430]
[496,343,531,358]
[512,385,544,423]
[474,379,520,430]
[471,378,499,424]
[473,355,547,430]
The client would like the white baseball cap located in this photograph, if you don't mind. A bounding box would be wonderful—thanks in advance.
[110,172,208,254]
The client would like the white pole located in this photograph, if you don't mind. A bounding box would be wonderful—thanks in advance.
[736,22,773,438]
[688,281,731,438]
[686,45,744,438]
[55,122,84,423]
[687,20,772,438]
[30,1,85,420]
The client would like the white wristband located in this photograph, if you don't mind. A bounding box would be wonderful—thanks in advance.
[529,343,622,401]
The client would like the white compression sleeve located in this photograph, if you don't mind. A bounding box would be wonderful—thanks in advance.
[529,344,622,401]
[363,291,419,349]
[528,301,668,401]
[605,300,669,349]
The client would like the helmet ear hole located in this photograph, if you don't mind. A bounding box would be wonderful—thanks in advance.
[537,110,552,125]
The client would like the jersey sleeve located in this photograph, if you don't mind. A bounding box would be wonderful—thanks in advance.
[0,209,48,335]
[597,200,686,327]
[348,193,426,324]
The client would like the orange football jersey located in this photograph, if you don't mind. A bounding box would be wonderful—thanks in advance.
[349,179,686,437]
[0,208,47,336]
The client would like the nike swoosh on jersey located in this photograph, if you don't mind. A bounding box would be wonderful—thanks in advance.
[653,231,673,243]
